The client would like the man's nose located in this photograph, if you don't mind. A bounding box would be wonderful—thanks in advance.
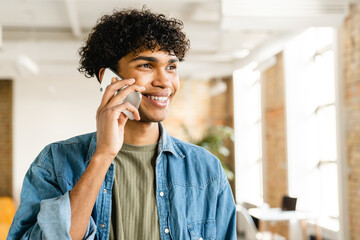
[152,69,172,88]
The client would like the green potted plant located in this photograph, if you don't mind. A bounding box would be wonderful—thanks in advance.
[183,125,235,181]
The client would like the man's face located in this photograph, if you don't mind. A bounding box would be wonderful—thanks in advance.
[117,49,180,123]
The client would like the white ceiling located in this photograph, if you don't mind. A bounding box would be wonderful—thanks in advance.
[0,0,349,80]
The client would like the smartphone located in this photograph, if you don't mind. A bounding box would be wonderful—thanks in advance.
[100,68,142,120]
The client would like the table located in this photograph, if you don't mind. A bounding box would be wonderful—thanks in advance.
[248,207,320,240]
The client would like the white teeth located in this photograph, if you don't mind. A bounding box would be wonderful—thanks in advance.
[147,95,168,102]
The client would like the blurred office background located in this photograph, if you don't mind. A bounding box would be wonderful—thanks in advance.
[0,0,360,239]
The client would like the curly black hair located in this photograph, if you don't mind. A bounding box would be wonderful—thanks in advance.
[78,8,190,81]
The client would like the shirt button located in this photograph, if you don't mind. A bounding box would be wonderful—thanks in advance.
[103,189,107,193]
[100,224,105,228]
[164,228,170,234]
[199,238,203,240]
[159,192,164,197]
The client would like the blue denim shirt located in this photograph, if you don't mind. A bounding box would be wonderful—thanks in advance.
[8,123,236,240]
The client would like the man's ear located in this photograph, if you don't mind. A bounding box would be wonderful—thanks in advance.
[98,68,105,83]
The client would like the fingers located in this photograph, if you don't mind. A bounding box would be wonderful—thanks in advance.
[107,84,145,108]
[99,78,137,108]
[102,101,141,122]
[119,102,141,121]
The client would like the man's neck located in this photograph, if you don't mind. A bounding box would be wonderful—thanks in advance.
[123,121,160,146]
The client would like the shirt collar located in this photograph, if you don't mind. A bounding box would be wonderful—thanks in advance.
[157,122,185,159]
[86,122,184,164]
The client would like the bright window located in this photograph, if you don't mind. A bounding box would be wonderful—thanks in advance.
[234,63,263,205]
[284,27,339,229]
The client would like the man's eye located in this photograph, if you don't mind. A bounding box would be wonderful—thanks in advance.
[167,65,177,70]
[139,64,151,68]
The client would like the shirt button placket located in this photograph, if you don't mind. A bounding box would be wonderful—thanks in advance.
[159,191,170,238]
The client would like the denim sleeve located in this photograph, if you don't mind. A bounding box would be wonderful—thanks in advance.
[215,178,237,240]
[7,155,97,239]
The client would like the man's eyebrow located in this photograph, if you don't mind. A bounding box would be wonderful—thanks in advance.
[129,56,179,63]
[130,56,158,63]
[169,58,179,63]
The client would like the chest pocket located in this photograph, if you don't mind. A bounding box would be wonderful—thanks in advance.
[187,220,216,240]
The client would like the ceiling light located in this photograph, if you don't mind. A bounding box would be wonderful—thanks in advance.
[233,49,250,59]
[16,55,39,75]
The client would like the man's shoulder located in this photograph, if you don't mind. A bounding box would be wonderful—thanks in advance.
[51,132,96,146]
[34,132,96,169]
[170,136,210,153]
[170,136,219,163]
[47,132,96,159]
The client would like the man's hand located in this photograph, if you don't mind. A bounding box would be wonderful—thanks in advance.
[69,77,144,240]
[95,77,145,160]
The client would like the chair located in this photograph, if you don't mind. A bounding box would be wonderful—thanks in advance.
[236,205,285,240]
[0,197,16,239]
[240,201,260,229]
[281,196,297,211]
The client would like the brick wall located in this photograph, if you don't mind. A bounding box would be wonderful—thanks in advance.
[263,53,288,207]
[208,76,235,194]
[163,78,211,141]
[208,76,234,127]
[0,80,13,197]
[262,53,289,237]
[343,3,360,239]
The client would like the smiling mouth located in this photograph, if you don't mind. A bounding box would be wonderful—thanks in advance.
[142,94,170,103]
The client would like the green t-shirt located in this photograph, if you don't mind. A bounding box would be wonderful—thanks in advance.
[109,142,160,240]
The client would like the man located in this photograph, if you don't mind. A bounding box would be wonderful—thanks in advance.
[8,8,236,240]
